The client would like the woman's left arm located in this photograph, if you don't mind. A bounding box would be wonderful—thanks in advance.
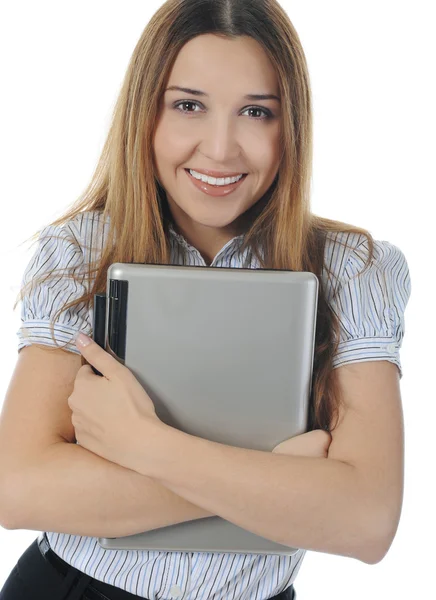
[135,361,403,565]
[71,335,403,565]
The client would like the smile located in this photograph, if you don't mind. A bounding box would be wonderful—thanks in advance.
[185,169,248,198]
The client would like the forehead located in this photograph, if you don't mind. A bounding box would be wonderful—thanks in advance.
[168,34,278,93]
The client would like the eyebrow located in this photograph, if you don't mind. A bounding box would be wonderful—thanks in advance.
[165,85,281,103]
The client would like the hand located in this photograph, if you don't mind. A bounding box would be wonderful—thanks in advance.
[272,429,332,458]
[68,332,167,472]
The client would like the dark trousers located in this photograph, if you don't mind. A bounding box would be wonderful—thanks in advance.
[0,535,297,600]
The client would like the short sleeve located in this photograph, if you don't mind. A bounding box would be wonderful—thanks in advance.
[329,238,411,379]
[16,220,93,355]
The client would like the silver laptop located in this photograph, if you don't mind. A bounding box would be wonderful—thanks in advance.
[98,263,318,555]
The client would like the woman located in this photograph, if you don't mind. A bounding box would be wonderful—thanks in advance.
[0,0,411,598]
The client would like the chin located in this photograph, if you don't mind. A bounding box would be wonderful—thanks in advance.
[187,210,245,230]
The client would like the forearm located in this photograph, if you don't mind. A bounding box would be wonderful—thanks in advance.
[142,428,385,564]
[5,441,213,537]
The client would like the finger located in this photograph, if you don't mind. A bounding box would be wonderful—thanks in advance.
[74,332,124,381]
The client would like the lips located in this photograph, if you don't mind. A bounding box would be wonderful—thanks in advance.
[184,168,246,181]
[184,168,248,197]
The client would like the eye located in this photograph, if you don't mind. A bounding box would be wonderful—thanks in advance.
[172,100,273,120]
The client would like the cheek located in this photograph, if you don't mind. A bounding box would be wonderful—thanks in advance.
[154,122,191,169]
[153,124,169,163]
[156,110,192,145]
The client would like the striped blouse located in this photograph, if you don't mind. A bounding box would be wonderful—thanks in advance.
[16,210,411,600]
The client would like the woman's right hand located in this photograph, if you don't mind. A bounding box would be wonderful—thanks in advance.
[272,429,332,458]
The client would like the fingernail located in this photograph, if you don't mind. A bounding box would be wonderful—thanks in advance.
[75,332,92,347]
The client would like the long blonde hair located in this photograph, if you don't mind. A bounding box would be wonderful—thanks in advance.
[14,0,374,432]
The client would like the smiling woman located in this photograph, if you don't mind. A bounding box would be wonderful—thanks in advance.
[154,34,283,259]
[1,0,411,599]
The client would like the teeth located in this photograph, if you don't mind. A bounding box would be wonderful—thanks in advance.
[189,169,244,186]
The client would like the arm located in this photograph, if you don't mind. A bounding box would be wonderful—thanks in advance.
[0,346,330,538]
[132,362,403,565]
[0,344,212,537]
[3,440,214,538]
[2,427,329,536]
[142,427,374,561]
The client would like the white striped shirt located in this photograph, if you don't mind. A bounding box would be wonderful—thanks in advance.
[16,210,411,599]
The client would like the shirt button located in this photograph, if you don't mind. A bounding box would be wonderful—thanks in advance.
[170,584,182,598]
[386,343,397,354]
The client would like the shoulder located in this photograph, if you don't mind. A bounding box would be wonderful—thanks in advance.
[62,210,111,252]
[24,210,112,281]
[322,231,411,299]
[321,231,411,378]
[40,210,112,269]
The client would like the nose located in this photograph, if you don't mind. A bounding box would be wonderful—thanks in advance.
[197,117,242,164]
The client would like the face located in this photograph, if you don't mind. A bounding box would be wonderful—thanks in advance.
[153,34,281,259]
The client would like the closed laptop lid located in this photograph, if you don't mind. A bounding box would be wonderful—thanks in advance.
[99,263,318,554]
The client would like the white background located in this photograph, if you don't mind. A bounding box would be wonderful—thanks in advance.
[0,1,433,598]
